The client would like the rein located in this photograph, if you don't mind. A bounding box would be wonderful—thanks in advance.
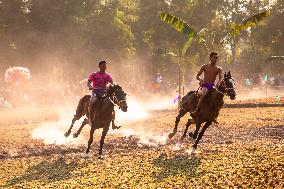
[107,90,126,109]
[108,95,117,107]
[214,81,235,96]
[214,86,225,96]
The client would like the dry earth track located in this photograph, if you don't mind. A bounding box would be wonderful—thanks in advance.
[0,97,283,188]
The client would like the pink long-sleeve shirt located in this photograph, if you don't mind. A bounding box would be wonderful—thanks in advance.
[88,72,112,89]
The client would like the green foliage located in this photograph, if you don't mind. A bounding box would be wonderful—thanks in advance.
[160,13,209,57]
[0,0,282,82]
[229,10,270,37]
[160,13,197,38]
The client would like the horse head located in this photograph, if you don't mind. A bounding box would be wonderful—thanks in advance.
[222,71,236,100]
[107,84,128,112]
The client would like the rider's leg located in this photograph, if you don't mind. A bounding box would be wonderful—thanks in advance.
[191,87,208,117]
[88,94,97,127]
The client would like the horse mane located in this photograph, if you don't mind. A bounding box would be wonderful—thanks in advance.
[104,84,126,104]
[105,84,116,97]
[216,80,226,95]
[206,81,226,114]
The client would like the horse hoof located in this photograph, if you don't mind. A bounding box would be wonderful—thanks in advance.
[112,125,121,130]
[188,132,197,139]
[168,132,175,139]
[98,155,104,160]
[73,133,78,138]
[188,132,194,138]
[64,132,70,138]
[190,147,197,154]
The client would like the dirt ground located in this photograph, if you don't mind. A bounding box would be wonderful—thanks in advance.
[0,97,283,188]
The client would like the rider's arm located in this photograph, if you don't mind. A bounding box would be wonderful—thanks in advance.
[107,74,114,85]
[196,65,206,82]
[87,80,94,90]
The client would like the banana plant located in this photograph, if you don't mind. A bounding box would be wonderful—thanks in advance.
[160,13,208,56]
[160,10,270,64]
[160,11,270,108]
[160,13,207,109]
[161,10,270,52]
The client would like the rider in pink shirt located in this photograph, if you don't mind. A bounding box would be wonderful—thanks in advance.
[88,70,113,94]
[87,60,113,127]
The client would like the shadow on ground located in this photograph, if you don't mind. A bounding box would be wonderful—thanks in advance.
[3,157,78,187]
[224,103,284,108]
[152,153,203,182]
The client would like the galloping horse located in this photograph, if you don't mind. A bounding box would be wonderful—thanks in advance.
[86,84,127,157]
[65,84,128,158]
[64,84,126,138]
[169,71,236,149]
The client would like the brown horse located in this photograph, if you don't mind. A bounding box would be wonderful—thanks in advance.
[85,84,127,158]
[64,84,128,158]
[169,71,236,150]
[64,86,124,138]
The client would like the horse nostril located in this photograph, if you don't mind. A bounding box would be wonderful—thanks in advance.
[230,95,236,100]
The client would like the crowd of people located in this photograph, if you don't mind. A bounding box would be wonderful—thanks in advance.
[236,73,284,89]
[0,66,283,108]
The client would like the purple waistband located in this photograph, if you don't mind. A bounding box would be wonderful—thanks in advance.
[202,83,215,91]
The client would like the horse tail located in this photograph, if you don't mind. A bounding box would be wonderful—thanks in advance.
[75,95,91,117]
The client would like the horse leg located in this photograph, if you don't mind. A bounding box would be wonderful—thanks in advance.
[98,127,109,159]
[88,97,97,127]
[111,110,121,130]
[181,119,195,141]
[86,126,96,154]
[168,108,188,139]
[192,121,212,149]
[189,122,201,139]
[73,118,88,138]
[65,96,89,137]
[64,114,82,137]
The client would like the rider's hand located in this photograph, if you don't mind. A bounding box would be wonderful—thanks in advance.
[216,81,221,87]
[89,86,94,90]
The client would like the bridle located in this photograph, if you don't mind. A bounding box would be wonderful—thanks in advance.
[108,87,126,109]
[215,78,236,96]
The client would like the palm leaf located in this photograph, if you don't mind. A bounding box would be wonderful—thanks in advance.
[160,13,197,38]
[160,13,209,54]
[231,10,270,36]
[240,10,270,29]
[221,10,270,42]
[182,37,194,56]
[182,32,209,56]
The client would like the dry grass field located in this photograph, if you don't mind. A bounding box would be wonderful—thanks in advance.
[0,97,283,188]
